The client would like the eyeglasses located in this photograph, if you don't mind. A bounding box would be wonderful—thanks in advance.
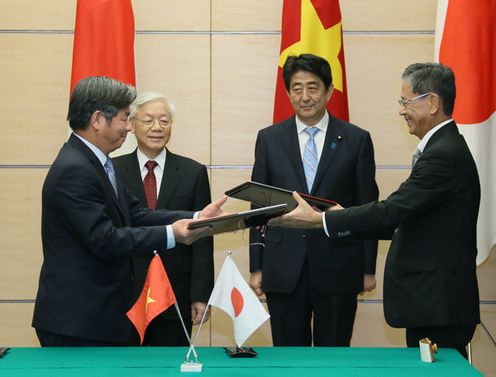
[135,118,172,128]
[397,92,433,107]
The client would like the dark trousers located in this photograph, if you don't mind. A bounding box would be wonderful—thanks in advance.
[266,261,357,346]
[141,316,192,346]
[36,329,124,347]
[406,324,477,359]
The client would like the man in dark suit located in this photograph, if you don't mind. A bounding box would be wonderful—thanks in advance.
[270,63,480,358]
[113,91,213,346]
[32,77,225,347]
[249,54,379,346]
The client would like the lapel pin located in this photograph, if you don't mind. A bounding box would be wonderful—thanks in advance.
[337,135,343,141]
[331,142,337,150]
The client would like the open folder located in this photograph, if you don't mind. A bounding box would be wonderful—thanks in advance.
[187,203,287,234]
[225,181,339,211]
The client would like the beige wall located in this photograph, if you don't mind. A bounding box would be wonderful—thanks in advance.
[0,0,494,375]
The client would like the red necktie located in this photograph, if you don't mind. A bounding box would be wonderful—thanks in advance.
[144,160,158,210]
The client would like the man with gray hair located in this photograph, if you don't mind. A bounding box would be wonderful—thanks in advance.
[270,63,480,358]
[114,91,214,346]
[32,77,225,347]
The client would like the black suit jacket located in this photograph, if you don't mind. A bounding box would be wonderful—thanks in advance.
[113,149,214,319]
[325,122,480,328]
[250,114,379,294]
[32,135,193,343]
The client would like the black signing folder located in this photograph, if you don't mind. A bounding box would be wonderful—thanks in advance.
[225,181,339,211]
[186,203,287,234]
[0,347,10,358]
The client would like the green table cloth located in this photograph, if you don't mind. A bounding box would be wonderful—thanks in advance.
[0,346,482,376]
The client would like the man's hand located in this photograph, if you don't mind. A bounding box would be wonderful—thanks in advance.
[269,192,323,228]
[249,271,264,297]
[172,219,212,245]
[173,196,229,245]
[191,301,210,325]
[361,274,376,293]
[199,196,228,219]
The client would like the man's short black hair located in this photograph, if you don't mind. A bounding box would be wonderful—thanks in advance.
[283,54,333,91]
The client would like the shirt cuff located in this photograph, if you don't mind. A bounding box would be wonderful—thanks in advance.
[193,211,200,219]
[322,212,330,237]
[166,225,176,249]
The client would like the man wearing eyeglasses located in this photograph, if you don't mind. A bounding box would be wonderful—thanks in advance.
[113,91,214,346]
[270,63,480,358]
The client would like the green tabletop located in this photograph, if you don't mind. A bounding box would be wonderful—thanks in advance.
[0,346,482,376]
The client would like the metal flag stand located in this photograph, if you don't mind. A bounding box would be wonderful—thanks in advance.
[173,301,202,372]
[182,251,237,372]
[182,265,219,373]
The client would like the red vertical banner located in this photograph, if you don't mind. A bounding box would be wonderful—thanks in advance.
[439,0,495,124]
[70,0,136,94]
[273,0,349,123]
[436,0,496,265]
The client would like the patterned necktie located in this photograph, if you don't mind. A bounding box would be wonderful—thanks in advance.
[104,158,118,196]
[412,148,421,169]
[303,127,319,192]
[144,160,158,210]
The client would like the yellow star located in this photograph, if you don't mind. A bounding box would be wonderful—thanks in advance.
[145,287,156,312]
[279,0,344,93]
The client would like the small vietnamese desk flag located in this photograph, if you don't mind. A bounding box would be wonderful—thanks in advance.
[127,255,176,345]
[273,0,349,123]
[435,0,496,265]
[70,0,136,94]
[208,256,270,347]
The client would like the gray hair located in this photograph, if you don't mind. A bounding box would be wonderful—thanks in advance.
[129,91,176,120]
[67,76,136,130]
[401,63,456,116]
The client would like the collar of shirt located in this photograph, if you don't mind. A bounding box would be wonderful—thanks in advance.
[136,148,166,173]
[416,118,453,153]
[73,132,108,167]
[295,111,329,160]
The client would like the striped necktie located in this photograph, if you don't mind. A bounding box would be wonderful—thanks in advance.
[104,158,118,196]
[303,127,319,192]
[412,148,421,168]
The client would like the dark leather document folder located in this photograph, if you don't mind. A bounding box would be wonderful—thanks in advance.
[225,181,338,211]
[187,203,287,234]
[0,347,10,358]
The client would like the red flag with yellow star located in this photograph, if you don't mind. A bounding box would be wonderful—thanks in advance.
[273,0,349,123]
[126,255,176,344]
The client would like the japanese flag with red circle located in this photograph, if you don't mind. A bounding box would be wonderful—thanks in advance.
[208,255,270,347]
[435,0,496,265]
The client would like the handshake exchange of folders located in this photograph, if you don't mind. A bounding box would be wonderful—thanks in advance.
[174,181,342,245]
